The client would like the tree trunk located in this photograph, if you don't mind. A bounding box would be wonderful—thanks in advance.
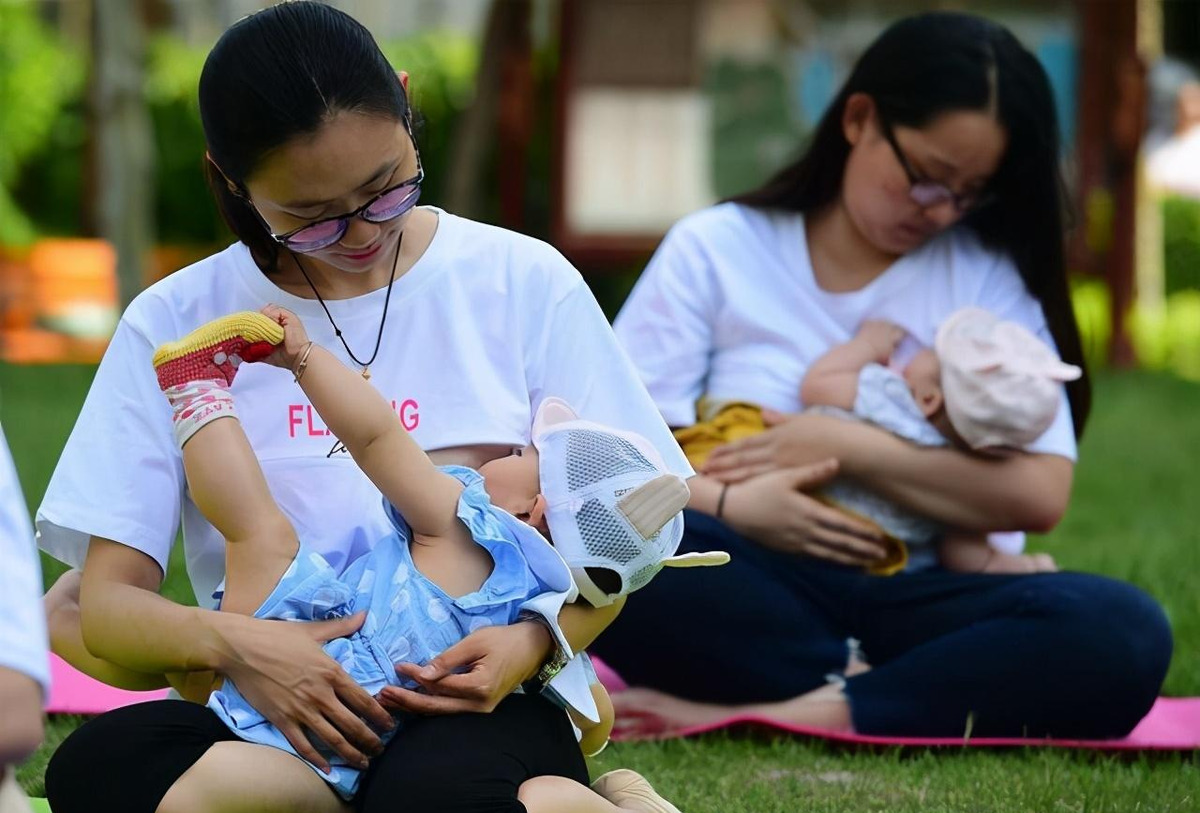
[90,0,155,307]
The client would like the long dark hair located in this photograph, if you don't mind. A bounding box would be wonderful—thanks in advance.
[198,1,408,275]
[730,12,1090,436]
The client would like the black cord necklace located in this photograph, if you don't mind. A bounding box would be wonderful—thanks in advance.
[293,232,403,380]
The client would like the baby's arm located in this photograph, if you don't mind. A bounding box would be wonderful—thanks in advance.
[264,307,464,538]
[801,321,905,409]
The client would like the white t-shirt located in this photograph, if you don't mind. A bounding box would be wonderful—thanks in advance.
[0,423,49,696]
[614,202,1077,461]
[37,209,691,605]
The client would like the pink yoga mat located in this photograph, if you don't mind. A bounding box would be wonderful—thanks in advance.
[46,654,169,715]
[592,658,1200,751]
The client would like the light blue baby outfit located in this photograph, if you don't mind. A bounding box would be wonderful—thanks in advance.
[207,466,577,799]
[811,363,948,571]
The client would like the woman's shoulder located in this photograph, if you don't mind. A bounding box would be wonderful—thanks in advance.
[665,201,792,247]
[434,210,582,296]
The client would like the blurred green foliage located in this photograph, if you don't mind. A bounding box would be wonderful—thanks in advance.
[9,26,482,246]
[1074,279,1200,381]
[1163,194,1200,295]
[0,2,85,245]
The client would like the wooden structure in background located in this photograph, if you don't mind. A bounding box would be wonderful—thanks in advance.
[1073,0,1142,366]
[551,0,709,270]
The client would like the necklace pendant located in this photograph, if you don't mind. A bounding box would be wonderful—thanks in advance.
[361,367,371,381]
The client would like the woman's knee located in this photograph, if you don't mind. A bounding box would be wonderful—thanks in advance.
[1025,573,1173,693]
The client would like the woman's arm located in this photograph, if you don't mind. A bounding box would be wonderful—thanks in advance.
[704,413,1073,532]
[0,667,43,765]
[266,307,463,539]
[79,536,394,773]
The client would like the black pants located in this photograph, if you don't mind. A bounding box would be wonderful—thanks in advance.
[45,693,588,813]
[593,510,1173,738]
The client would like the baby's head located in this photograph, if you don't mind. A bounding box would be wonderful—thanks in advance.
[479,398,709,606]
[902,307,1082,453]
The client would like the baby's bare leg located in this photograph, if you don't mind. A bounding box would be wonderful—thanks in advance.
[154,312,296,616]
[156,741,348,813]
[940,534,1058,574]
[182,416,299,615]
[573,681,614,756]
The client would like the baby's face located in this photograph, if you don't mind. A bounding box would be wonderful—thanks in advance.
[478,445,546,532]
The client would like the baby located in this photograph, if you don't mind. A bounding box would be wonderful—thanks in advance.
[675,307,1079,575]
[798,306,1082,574]
[151,308,725,812]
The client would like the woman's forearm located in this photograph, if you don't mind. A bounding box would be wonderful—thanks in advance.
[78,537,235,676]
[836,426,1074,532]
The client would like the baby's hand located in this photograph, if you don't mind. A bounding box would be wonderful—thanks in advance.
[260,304,311,371]
[856,320,906,357]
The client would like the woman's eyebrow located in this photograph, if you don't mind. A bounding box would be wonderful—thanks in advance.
[281,158,400,210]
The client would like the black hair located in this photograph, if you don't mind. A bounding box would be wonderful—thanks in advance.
[198,1,408,275]
[729,12,1090,436]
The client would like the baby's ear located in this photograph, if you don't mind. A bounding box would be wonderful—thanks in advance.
[916,385,944,419]
[527,493,548,534]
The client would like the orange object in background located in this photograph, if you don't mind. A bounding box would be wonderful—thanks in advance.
[1,238,118,364]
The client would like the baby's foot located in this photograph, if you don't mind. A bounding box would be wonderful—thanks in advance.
[983,551,1058,574]
[591,769,682,813]
[153,312,283,446]
[153,311,284,390]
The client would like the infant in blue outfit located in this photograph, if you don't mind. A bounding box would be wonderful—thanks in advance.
[152,307,718,810]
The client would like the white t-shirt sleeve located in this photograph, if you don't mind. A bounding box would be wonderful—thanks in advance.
[36,315,183,575]
[527,268,693,479]
[0,424,50,696]
[974,254,1078,461]
[613,224,715,429]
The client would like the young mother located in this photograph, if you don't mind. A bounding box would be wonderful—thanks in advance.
[597,12,1172,739]
[38,4,689,812]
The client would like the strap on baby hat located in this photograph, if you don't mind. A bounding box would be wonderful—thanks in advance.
[616,474,731,569]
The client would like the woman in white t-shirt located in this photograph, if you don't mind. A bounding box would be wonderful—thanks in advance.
[1,423,47,813]
[38,4,689,812]
[598,12,1172,739]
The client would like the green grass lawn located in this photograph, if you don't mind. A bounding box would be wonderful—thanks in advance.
[2,362,1197,810]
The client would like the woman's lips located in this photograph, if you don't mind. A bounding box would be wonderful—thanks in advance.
[342,242,382,262]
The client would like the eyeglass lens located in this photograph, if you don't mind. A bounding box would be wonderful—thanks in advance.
[283,181,422,252]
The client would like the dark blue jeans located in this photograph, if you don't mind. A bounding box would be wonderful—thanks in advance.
[593,510,1173,738]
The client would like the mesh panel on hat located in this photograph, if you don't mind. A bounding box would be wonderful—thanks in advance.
[577,499,644,564]
[566,430,656,490]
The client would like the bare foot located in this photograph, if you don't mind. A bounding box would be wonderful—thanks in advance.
[610,687,733,739]
[591,770,682,813]
[613,683,855,738]
[983,551,1058,574]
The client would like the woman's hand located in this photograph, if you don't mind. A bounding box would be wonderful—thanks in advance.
[378,620,551,715]
[720,460,889,567]
[703,411,848,483]
[217,611,394,773]
[259,304,311,371]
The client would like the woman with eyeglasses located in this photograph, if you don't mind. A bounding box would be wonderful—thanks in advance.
[37,4,690,812]
[598,12,1172,740]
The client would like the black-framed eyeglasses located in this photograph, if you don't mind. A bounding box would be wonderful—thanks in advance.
[878,117,993,214]
[240,121,424,253]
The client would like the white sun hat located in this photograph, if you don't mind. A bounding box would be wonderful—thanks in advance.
[935,307,1082,451]
[532,397,729,607]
